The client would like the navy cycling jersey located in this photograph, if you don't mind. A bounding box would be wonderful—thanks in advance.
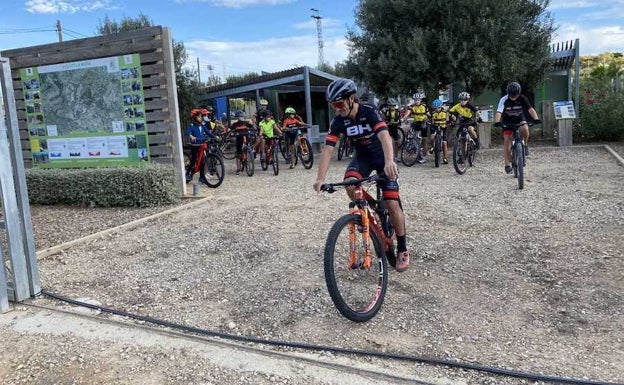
[325,104,388,156]
[496,95,532,125]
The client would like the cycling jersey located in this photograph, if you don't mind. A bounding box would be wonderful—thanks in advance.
[449,102,478,121]
[185,122,214,142]
[259,119,278,138]
[496,95,532,125]
[325,104,387,156]
[230,120,253,133]
[384,109,401,125]
[431,110,449,128]
[410,104,429,122]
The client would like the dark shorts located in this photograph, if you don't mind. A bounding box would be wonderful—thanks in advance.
[344,154,400,201]
[235,132,249,155]
[411,121,429,137]
[285,129,299,145]
[432,126,449,142]
[388,124,400,141]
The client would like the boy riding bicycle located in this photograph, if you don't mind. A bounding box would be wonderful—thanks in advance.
[449,92,481,151]
[229,111,254,175]
[185,108,215,184]
[494,82,540,174]
[428,98,450,164]
[258,112,282,162]
[403,93,430,163]
[313,78,411,272]
[281,107,307,169]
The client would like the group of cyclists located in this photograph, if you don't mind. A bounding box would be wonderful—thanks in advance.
[184,99,310,180]
[314,78,541,273]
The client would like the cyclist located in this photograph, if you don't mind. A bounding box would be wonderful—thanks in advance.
[281,107,307,169]
[382,98,402,161]
[258,111,282,162]
[201,106,225,133]
[449,92,481,152]
[403,93,430,163]
[494,82,540,174]
[252,98,271,128]
[313,78,410,272]
[230,111,254,175]
[185,108,214,184]
[428,98,450,164]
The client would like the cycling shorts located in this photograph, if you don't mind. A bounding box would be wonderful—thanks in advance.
[344,155,400,201]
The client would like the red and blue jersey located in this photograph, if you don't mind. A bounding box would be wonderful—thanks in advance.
[325,104,388,156]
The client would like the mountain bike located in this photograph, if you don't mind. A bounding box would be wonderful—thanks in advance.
[320,174,397,322]
[400,123,423,167]
[259,136,280,176]
[238,131,255,176]
[217,129,237,160]
[281,126,314,169]
[431,124,445,168]
[187,139,225,188]
[452,121,478,175]
[498,121,536,190]
[337,134,354,161]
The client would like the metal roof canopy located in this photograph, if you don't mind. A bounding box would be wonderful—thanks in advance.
[199,66,339,125]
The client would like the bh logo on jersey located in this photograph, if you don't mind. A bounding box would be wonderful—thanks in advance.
[346,124,372,136]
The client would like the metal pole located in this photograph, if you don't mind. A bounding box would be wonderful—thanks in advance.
[197,57,201,83]
[56,20,63,42]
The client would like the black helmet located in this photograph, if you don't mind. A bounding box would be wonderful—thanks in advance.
[326,78,357,103]
[360,92,371,102]
[507,82,521,97]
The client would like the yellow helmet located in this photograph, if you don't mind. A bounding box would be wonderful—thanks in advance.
[260,99,268,106]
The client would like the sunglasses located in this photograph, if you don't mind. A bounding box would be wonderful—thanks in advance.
[331,100,346,110]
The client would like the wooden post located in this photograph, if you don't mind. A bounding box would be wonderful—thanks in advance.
[477,122,491,149]
[557,119,573,146]
[541,101,555,138]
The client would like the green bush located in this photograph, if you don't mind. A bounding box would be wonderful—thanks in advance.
[26,165,180,207]
[577,88,624,141]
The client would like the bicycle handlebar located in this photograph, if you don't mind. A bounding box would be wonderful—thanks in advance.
[320,174,381,193]
[494,120,539,129]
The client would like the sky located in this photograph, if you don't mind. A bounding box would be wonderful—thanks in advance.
[0,0,623,81]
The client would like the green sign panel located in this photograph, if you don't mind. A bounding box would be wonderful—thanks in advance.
[20,54,150,168]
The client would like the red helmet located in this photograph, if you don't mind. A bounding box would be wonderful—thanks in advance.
[200,108,209,116]
[190,108,202,118]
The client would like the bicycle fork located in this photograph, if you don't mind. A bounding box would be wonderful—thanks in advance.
[347,205,373,270]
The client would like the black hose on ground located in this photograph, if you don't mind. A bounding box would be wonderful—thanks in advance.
[40,290,622,385]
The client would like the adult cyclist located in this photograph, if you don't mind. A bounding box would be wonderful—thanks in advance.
[313,78,410,272]
[494,82,540,174]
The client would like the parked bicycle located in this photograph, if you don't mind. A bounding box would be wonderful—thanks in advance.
[337,134,354,161]
[452,121,478,175]
[320,174,397,322]
[259,135,280,176]
[400,123,423,167]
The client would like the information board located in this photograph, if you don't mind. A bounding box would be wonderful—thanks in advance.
[20,54,150,167]
[553,101,577,120]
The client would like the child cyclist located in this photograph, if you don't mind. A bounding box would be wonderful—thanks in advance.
[449,91,481,149]
[281,107,307,169]
[382,98,402,161]
[428,99,450,164]
[403,93,430,163]
[258,111,282,162]
[229,111,254,175]
[185,108,215,184]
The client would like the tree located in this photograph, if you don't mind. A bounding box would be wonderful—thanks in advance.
[346,0,554,99]
[96,14,196,127]
[225,72,262,83]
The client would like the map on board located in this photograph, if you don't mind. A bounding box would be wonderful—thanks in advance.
[39,66,123,134]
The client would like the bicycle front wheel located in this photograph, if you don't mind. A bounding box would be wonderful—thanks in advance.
[434,135,442,168]
[245,147,255,176]
[220,134,237,160]
[515,141,524,189]
[453,138,468,175]
[324,214,388,322]
[271,144,279,175]
[203,153,225,188]
[400,138,420,167]
[298,137,314,169]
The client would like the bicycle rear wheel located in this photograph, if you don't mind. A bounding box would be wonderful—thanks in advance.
[400,138,420,167]
[453,138,468,175]
[337,137,346,160]
[260,149,268,171]
[468,141,477,167]
[298,137,314,169]
[324,214,388,322]
[202,153,225,188]
[395,126,406,149]
[514,141,524,189]
[245,147,255,176]
[220,134,237,160]
[271,144,279,175]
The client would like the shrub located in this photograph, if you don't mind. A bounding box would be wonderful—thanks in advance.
[26,165,180,207]
[577,83,624,141]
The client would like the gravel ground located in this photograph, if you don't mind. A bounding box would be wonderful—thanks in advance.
[1,143,623,385]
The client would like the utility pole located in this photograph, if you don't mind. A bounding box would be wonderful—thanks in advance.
[56,20,63,42]
[310,8,324,67]
[197,57,201,83]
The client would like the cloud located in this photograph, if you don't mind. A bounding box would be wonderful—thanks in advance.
[184,35,349,77]
[25,0,111,13]
[174,0,296,7]
[554,23,624,54]
[548,0,597,10]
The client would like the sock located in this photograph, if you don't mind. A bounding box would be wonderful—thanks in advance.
[397,235,407,253]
